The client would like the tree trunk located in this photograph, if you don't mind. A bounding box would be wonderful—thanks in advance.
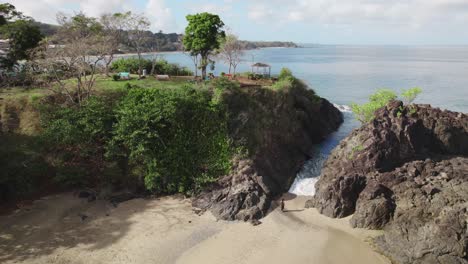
[201,54,208,79]
[137,52,142,78]
[201,66,207,80]
[105,54,114,77]
[228,63,232,74]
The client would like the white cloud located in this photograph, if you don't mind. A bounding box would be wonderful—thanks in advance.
[8,0,178,32]
[186,1,234,16]
[247,0,468,29]
[145,0,178,32]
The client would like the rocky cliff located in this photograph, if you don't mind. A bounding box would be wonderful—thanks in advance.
[193,83,343,221]
[307,100,467,264]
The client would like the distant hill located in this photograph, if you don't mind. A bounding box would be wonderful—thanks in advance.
[35,22,298,52]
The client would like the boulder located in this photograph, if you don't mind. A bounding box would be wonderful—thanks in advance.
[307,101,468,263]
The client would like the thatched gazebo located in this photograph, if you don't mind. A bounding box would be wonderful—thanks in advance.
[251,62,271,78]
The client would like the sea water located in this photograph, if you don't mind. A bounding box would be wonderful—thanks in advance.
[140,45,468,195]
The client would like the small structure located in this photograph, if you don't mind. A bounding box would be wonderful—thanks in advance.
[251,62,271,78]
[156,74,170,80]
[119,72,130,80]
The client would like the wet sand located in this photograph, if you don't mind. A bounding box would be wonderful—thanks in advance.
[0,193,390,264]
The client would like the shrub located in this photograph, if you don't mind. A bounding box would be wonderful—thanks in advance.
[0,135,49,201]
[111,58,152,74]
[351,88,423,124]
[278,67,294,80]
[351,89,398,123]
[112,74,120,81]
[401,87,422,104]
[109,86,232,194]
[39,96,118,187]
[111,58,193,76]
[271,78,294,91]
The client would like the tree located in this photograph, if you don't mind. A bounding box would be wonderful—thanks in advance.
[32,13,110,106]
[1,20,43,68]
[0,4,42,68]
[125,12,150,78]
[183,13,225,79]
[0,3,23,26]
[219,34,244,75]
[100,12,129,76]
[185,51,200,77]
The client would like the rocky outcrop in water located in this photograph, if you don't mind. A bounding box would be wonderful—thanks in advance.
[307,101,468,264]
[193,84,343,221]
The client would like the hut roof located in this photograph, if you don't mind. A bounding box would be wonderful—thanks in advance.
[252,62,270,67]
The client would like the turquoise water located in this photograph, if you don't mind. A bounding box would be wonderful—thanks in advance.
[142,46,468,195]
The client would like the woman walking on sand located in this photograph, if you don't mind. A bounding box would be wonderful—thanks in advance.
[280,198,285,212]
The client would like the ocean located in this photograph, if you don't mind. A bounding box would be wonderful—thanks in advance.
[141,45,468,195]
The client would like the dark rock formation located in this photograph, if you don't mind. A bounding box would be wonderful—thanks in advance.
[193,83,343,221]
[308,101,468,264]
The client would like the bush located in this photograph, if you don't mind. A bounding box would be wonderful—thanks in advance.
[111,58,193,76]
[111,58,152,74]
[401,87,422,104]
[112,74,120,81]
[271,78,294,91]
[351,88,422,124]
[0,135,49,201]
[351,89,397,123]
[109,86,232,194]
[39,96,119,187]
[278,68,293,80]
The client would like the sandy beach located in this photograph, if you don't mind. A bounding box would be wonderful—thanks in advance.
[0,193,390,264]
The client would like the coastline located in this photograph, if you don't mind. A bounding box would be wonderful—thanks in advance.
[0,193,391,264]
[113,46,300,58]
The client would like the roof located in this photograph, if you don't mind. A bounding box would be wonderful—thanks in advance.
[252,62,270,67]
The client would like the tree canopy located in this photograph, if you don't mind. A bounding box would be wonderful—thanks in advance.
[183,12,225,78]
[0,3,43,68]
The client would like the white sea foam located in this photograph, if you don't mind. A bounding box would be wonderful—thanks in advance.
[289,177,320,196]
[333,104,352,113]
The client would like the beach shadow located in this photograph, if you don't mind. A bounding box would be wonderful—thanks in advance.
[281,192,297,201]
[269,192,299,213]
[282,209,305,213]
[0,193,187,263]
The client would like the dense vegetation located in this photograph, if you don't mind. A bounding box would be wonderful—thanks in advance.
[0,3,43,69]
[111,58,193,76]
[109,86,232,193]
[0,78,242,202]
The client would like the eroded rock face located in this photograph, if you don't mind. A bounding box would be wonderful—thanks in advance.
[193,84,343,221]
[308,101,468,263]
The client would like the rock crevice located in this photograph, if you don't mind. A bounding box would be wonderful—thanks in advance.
[194,85,343,221]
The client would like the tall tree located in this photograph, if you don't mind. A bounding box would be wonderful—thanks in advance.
[0,3,22,26]
[183,13,225,79]
[126,12,150,78]
[100,12,129,76]
[32,13,110,106]
[0,3,42,68]
[219,34,244,75]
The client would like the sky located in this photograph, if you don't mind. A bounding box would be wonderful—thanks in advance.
[5,0,468,45]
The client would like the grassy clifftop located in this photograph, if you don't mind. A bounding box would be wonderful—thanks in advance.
[0,75,340,211]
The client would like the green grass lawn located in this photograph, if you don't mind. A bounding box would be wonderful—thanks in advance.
[0,74,195,101]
